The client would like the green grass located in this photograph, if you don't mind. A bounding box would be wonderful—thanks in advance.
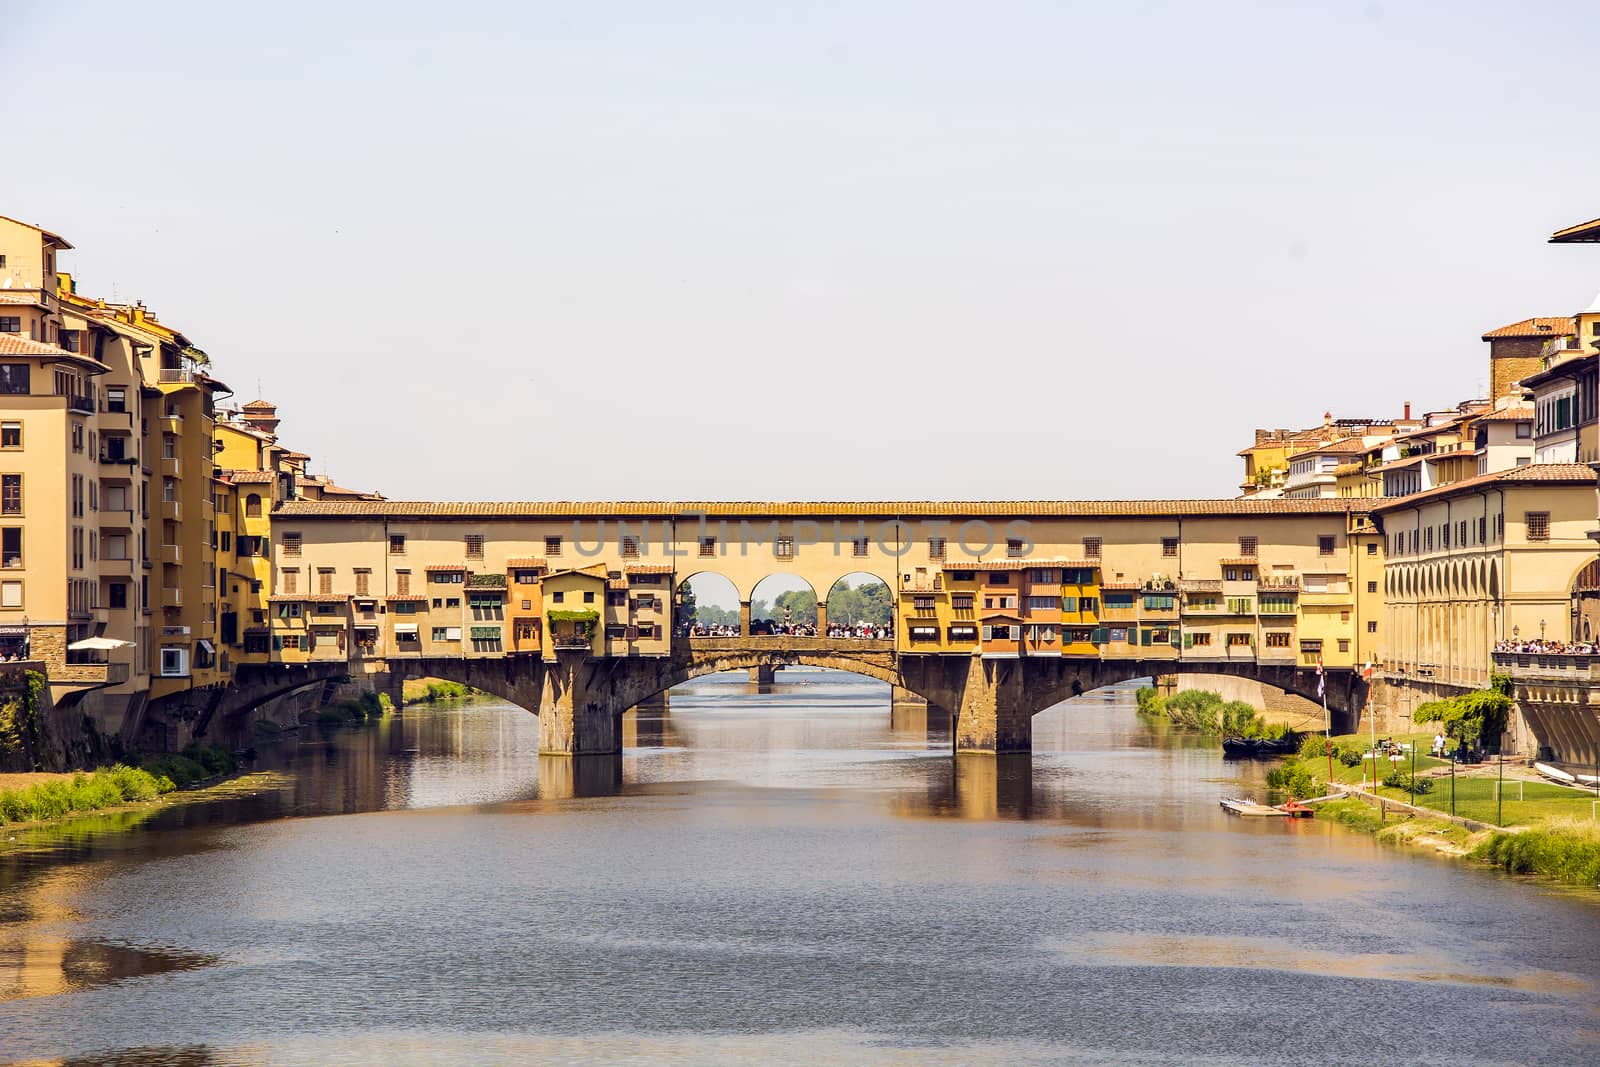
[139,743,239,788]
[402,679,476,705]
[0,766,176,825]
[1473,820,1600,887]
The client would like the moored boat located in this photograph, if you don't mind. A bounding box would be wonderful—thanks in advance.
[1219,797,1289,817]
[1535,762,1577,785]
[1221,735,1298,758]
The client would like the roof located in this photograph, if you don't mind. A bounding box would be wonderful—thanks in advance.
[1550,216,1600,244]
[1481,317,1573,340]
[224,470,274,484]
[0,213,72,248]
[624,564,674,575]
[1519,351,1599,391]
[505,557,549,570]
[1473,404,1535,424]
[1295,437,1371,458]
[424,563,466,572]
[273,498,1374,520]
[240,399,277,411]
[1372,464,1597,513]
[0,293,45,306]
[268,593,349,604]
[0,334,109,371]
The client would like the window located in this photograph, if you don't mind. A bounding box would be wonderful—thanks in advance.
[1080,597,1098,614]
[775,537,794,559]
[928,537,946,560]
[0,366,26,395]
[0,321,19,335]
[465,534,484,559]
[282,532,302,556]
[1515,421,1532,439]
[0,579,19,608]
[552,591,565,604]
[1006,539,1024,558]
[1238,536,1258,557]
[1367,581,1377,594]
[108,582,127,609]
[1367,620,1377,634]
[1367,542,1377,556]
[621,537,639,558]
[1,528,19,569]
[852,537,869,558]
[390,534,406,555]
[243,493,261,517]
[583,591,595,604]
[1227,632,1251,647]
[948,624,978,641]
[395,570,411,596]
[1083,537,1102,559]
[1161,537,1178,558]
[545,536,562,556]
[1526,512,1550,542]
[277,602,302,619]
[281,569,299,594]
[279,634,303,651]
[318,568,334,594]
[0,422,18,449]
[1318,535,1336,556]
[159,647,188,677]
[1,475,19,516]
[1340,609,1350,622]
[355,569,370,595]
[1026,596,1056,610]
[1189,631,1212,646]
[608,591,627,607]
[1338,638,1350,653]
[700,537,717,558]
[951,594,974,611]
[1265,631,1290,648]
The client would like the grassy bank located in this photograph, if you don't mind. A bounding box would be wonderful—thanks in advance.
[310,690,392,725]
[1136,686,1290,740]
[401,679,480,706]
[0,743,242,827]
[1268,731,1600,888]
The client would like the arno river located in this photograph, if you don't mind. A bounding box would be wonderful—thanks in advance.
[1,674,1597,1066]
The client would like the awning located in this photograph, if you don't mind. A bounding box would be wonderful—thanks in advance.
[393,624,419,636]
[68,636,133,651]
[0,625,28,637]
[197,639,215,655]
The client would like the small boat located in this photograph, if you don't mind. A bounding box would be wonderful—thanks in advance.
[1535,762,1577,785]
[1221,735,1298,758]
[1220,797,1288,817]
[1275,799,1314,818]
[1578,774,1600,787]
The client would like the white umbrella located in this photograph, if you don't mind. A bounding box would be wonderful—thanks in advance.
[66,636,133,651]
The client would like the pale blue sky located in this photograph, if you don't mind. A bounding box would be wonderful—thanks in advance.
[6,2,1598,500]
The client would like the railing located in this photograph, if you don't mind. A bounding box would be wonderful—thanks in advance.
[158,367,195,384]
[552,635,593,649]
[162,587,182,605]
[1179,579,1222,592]
[1492,650,1600,680]
[161,544,181,564]
[1258,576,1300,590]
[98,453,137,467]
[66,394,95,414]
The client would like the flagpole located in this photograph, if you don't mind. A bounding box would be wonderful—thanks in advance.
[1320,657,1332,787]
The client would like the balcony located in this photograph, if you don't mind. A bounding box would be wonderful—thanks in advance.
[161,544,182,564]
[161,500,181,521]
[1179,579,1221,592]
[162,587,182,606]
[55,660,131,686]
[65,394,95,415]
[1258,575,1300,590]
[158,367,197,384]
[99,509,135,532]
[98,453,137,473]
[161,457,181,477]
[1491,650,1600,682]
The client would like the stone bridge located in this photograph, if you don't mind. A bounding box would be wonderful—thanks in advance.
[380,637,1365,756]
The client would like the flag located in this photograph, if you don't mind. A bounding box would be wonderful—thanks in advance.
[1361,655,1375,682]
[1316,657,1325,700]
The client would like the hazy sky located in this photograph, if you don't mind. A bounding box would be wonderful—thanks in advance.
[7,2,1599,501]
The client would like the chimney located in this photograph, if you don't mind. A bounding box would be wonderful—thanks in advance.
[1403,401,1411,420]
[1323,411,1332,428]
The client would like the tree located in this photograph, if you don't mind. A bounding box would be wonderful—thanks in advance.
[772,589,817,624]
[677,580,697,626]
[1414,686,1513,751]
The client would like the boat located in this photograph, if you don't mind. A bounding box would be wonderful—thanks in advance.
[1219,797,1288,817]
[1221,735,1298,758]
[1579,774,1600,787]
[1275,799,1315,818]
[1535,762,1578,785]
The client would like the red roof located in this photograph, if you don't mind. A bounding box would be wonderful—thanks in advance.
[1372,464,1597,512]
[1481,317,1573,340]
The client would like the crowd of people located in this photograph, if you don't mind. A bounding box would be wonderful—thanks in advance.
[678,621,893,640]
[1494,639,1600,656]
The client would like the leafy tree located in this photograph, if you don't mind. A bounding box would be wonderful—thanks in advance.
[1414,686,1512,751]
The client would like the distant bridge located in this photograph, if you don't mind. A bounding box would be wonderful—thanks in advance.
[379,636,1364,755]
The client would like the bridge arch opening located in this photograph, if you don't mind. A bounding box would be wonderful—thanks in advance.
[677,571,741,635]
[823,571,893,638]
[749,573,820,635]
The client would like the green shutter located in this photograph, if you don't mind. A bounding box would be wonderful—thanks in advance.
[1141,628,1153,646]
[1183,632,1193,649]
[470,626,500,640]
[1092,626,1108,645]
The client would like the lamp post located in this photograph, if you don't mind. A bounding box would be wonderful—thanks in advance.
[1541,619,1547,641]
[20,614,28,660]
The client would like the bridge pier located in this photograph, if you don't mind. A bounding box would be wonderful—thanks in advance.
[749,664,777,685]
[950,660,1033,754]
[538,651,622,755]
[538,753,622,798]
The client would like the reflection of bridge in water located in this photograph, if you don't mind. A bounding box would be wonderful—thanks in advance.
[379,634,1364,767]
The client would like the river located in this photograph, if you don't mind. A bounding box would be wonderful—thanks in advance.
[1,673,1596,1066]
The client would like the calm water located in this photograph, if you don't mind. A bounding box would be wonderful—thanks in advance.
[1,673,1597,1066]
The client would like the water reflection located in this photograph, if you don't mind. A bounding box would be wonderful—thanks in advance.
[2,672,1598,1066]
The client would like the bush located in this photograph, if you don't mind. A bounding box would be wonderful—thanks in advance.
[1266,763,1317,799]
[1473,821,1600,887]
[0,765,176,825]
[1135,686,1166,716]
[1298,734,1329,762]
[1337,745,1364,767]
[1382,768,1432,795]
[378,692,394,711]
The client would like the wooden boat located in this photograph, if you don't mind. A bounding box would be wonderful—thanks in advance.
[1275,800,1314,818]
[1221,735,1298,758]
[1219,797,1288,817]
[1535,762,1577,785]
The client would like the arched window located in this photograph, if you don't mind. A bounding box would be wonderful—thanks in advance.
[245,493,262,518]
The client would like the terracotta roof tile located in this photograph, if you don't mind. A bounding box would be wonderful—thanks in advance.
[222,470,274,484]
[1475,405,1535,423]
[1481,317,1573,340]
[275,499,1373,520]
[0,293,44,306]
[268,593,349,603]
[1372,463,1597,513]
[942,559,1095,572]
[424,563,466,572]
[623,564,675,575]
[506,557,549,570]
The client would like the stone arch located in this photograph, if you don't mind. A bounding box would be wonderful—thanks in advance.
[822,569,895,635]
[1488,560,1500,600]
[676,570,741,634]
[609,648,909,713]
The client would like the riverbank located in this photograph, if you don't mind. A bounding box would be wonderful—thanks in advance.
[0,744,244,833]
[1274,731,1600,889]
